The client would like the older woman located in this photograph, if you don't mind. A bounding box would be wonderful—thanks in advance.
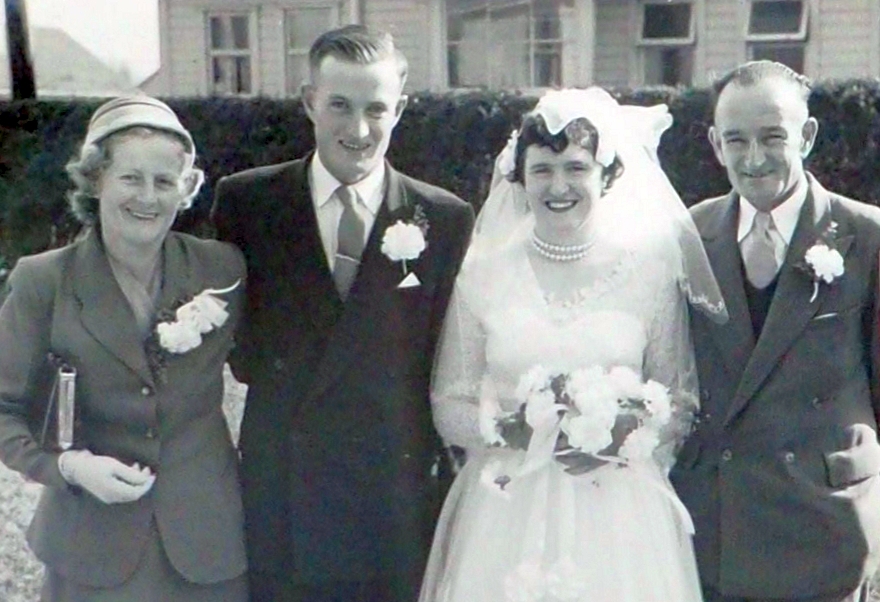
[0,96,247,601]
[419,89,727,601]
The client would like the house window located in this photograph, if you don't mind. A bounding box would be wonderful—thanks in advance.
[746,0,808,73]
[446,0,573,89]
[638,1,694,86]
[285,7,338,95]
[208,13,254,96]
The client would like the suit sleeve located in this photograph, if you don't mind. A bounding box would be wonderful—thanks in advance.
[211,178,251,382]
[0,260,68,488]
[429,201,476,356]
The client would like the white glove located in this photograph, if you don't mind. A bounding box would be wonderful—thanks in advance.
[58,449,156,504]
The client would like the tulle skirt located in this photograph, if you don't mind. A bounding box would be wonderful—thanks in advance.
[419,449,703,602]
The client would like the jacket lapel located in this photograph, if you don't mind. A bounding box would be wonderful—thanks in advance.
[700,193,755,384]
[726,178,852,423]
[304,165,410,403]
[72,229,155,385]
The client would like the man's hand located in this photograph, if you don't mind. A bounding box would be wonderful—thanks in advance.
[58,449,155,504]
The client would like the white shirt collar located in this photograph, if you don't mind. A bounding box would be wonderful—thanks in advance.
[737,182,809,245]
[310,152,385,215]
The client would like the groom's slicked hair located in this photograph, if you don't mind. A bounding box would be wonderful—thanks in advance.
[711,60,812,116]
[308,25,408,86]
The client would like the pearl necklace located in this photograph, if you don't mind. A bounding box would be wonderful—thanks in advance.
[531,233,593,262]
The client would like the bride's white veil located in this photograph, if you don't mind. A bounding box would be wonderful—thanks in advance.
[469,88,728,323]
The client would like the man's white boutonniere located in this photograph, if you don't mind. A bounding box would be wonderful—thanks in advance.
[797,222,844,303]
[156,280,240,353]
[381,204,429,288]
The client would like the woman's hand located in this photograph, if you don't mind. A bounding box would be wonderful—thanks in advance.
[58,449,155,504]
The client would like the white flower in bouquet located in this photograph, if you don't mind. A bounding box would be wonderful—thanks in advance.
[641,379,672,425]
[563,414,613,455]
[156,320,203,353]
[514,365,553,401]
[607,365,644,400]
[619,426,661,461]
[566,366,618,415]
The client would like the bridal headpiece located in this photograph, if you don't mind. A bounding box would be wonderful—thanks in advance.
[475,87,728,323]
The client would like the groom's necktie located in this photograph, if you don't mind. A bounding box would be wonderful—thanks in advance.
[741,211,781,289]
[333,185,365,300]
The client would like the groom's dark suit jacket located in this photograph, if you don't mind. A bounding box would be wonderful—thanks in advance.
[212,156,473,593]
[671,175,880,599]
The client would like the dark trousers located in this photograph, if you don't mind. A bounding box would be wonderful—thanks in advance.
[702,582,873,602]
[249,572,414,602]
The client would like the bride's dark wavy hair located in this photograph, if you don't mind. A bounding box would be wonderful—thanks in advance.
[510,114,625,194]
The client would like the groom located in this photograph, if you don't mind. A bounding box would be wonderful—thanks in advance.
[212,25,474,602]
[671,61,880,601]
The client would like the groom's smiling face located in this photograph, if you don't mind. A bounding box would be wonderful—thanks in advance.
[303,55,407,185]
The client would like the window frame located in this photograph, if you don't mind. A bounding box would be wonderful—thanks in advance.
[745,0,808,43]
[206,11,257,97]
[445,0,571,90]
[284,4,340,95]
[637,0,695,47]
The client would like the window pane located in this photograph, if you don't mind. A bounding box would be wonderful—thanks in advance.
[534,42,562,86]
[286,54,309,94]
[210,16,228,50]
[490,4,529,41]
[447,0,489,12]
[643,3,692,39]
[449,9,488,86]
[287,8,334,49]
[644,47,693,86]
[534,1,563,40]
[212,56,251,95]
[751,43,804,72]
[749,1,803,35]
[231,16,249,49]
[492,42,529,88]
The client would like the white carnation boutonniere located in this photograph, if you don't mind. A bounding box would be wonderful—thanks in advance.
[381,204,429,288]
[797,222,845,303]
[147,280,240,381]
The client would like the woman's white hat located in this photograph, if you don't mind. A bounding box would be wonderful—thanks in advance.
[84,95,194,152]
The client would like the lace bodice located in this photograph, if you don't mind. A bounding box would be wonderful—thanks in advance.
[431,235,697,452]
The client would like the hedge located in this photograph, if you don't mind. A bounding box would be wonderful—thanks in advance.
[2,80,880,272]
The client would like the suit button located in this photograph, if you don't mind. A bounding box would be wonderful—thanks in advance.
[700,389,711,402]
[273,359,284,371]
[810,397,822,408]
[145,428,156,440]
[784,451,796,463]
[721,449,733,462]
[141,386,152,396]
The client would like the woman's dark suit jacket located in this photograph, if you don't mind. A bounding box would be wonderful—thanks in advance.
[0,229,247,588]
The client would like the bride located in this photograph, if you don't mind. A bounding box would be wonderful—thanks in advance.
[419,88,728,602]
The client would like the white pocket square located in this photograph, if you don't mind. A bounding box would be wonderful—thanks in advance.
[812,312,839,321]
[397,272,421,289]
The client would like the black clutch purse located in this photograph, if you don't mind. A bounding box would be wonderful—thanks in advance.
[38,353,76,452]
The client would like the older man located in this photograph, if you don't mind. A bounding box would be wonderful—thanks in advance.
[671,60,880,602]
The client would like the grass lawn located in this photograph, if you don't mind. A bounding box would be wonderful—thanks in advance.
[1,368,879,600]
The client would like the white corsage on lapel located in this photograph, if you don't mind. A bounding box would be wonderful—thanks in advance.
[795,221,845,303]
[146,280,240,382]
[381,203,429,289]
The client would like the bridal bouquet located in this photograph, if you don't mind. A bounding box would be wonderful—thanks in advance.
[482,365,675,489]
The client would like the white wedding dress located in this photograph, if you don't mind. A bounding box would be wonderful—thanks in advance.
[420,231,704,602]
